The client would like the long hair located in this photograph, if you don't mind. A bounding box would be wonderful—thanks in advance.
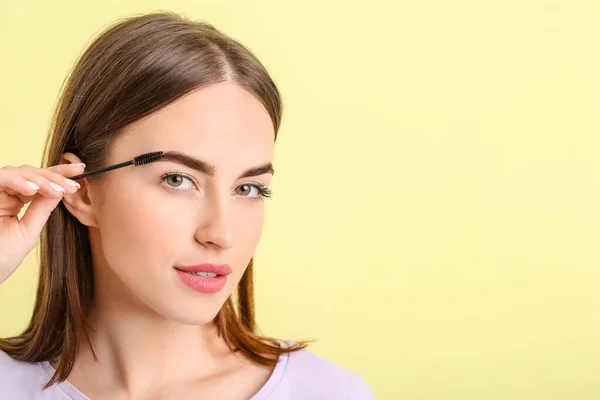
[0,12,306,387]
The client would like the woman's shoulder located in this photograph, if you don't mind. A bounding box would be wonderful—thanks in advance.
[0,348,39,377]
[268,346,374,400]
[0,349,64,398]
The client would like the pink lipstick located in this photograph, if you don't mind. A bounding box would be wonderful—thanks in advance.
[174,264,232,294]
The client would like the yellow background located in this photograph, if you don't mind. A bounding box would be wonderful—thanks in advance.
[1,1,599,399]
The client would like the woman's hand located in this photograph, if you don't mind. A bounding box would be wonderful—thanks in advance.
[0,163,85,284]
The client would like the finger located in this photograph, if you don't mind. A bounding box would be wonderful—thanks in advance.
[19,174,70,199]
[45,163,86,178]
[0,169,42,198]
[0,194,25,217]
[13,166,81,197]
[29,168,81,195]
[19,193,63,240]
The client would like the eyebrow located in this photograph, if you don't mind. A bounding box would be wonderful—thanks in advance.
[158,151,274,178]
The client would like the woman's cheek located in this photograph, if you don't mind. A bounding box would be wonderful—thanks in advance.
[105,193,176,253]
[234,208,264,261]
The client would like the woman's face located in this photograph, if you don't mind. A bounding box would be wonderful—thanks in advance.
[84,83,275,324]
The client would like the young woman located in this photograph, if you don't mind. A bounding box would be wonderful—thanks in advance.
[0,12,373,400]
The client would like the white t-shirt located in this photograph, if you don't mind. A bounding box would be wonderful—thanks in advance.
[0,348,374,399]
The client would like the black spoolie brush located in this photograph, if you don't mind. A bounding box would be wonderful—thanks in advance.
[70,151,164,180]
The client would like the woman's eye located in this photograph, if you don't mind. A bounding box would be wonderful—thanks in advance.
[235,184,271,199]
[160,174,270,199]
[235,184,257,197]
[163,173,195,190]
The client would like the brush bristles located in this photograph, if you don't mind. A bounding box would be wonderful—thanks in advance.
[133,151,164,166]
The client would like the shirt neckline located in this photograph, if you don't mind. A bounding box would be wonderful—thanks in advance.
[38,350,290,400]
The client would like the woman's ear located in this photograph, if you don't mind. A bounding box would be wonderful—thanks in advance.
[59,152,99,228]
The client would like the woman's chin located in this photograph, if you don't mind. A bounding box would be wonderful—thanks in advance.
[148,295,227,326]
[155,306,221,326]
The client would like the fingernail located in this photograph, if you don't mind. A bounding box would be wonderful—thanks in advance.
[25,181,40,190]
[49,182,65,192]
[70,163,86,168]
[64,178,80,188]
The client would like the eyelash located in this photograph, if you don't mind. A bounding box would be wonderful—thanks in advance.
[158,170,273,200]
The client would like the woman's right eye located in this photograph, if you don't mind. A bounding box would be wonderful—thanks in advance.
[161,172,196,192]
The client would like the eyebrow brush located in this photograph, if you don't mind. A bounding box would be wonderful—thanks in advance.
[70,151,164,180]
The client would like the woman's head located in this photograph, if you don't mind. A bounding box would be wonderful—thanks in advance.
[51,11,280,323]
[66,82,275,325]
[0,12,304,386]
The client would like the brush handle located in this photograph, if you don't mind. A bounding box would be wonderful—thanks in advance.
[71,159,135,180]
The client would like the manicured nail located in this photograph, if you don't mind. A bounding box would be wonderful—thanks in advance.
[64,178,80,188]
[70,163,86,167]
[49,182,65,192]
[25,181,40,190]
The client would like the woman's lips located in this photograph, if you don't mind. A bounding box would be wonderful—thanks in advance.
[174,264,232,294]
[174,263,232,275]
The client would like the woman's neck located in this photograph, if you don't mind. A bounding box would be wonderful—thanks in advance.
[64,290,235,398]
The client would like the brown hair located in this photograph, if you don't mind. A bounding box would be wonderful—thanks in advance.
[0,12,306,387]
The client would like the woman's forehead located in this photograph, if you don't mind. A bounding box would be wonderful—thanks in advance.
[133,83,274,136]
[110,84,276,169]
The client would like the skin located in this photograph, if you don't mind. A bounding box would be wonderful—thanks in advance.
[59,82,277,400]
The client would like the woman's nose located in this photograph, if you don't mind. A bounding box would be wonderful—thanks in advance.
[194,197,234,250]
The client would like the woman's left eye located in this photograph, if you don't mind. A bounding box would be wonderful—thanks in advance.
[234,184,272,199]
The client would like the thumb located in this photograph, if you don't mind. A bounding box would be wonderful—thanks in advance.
[20,193,63,241]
